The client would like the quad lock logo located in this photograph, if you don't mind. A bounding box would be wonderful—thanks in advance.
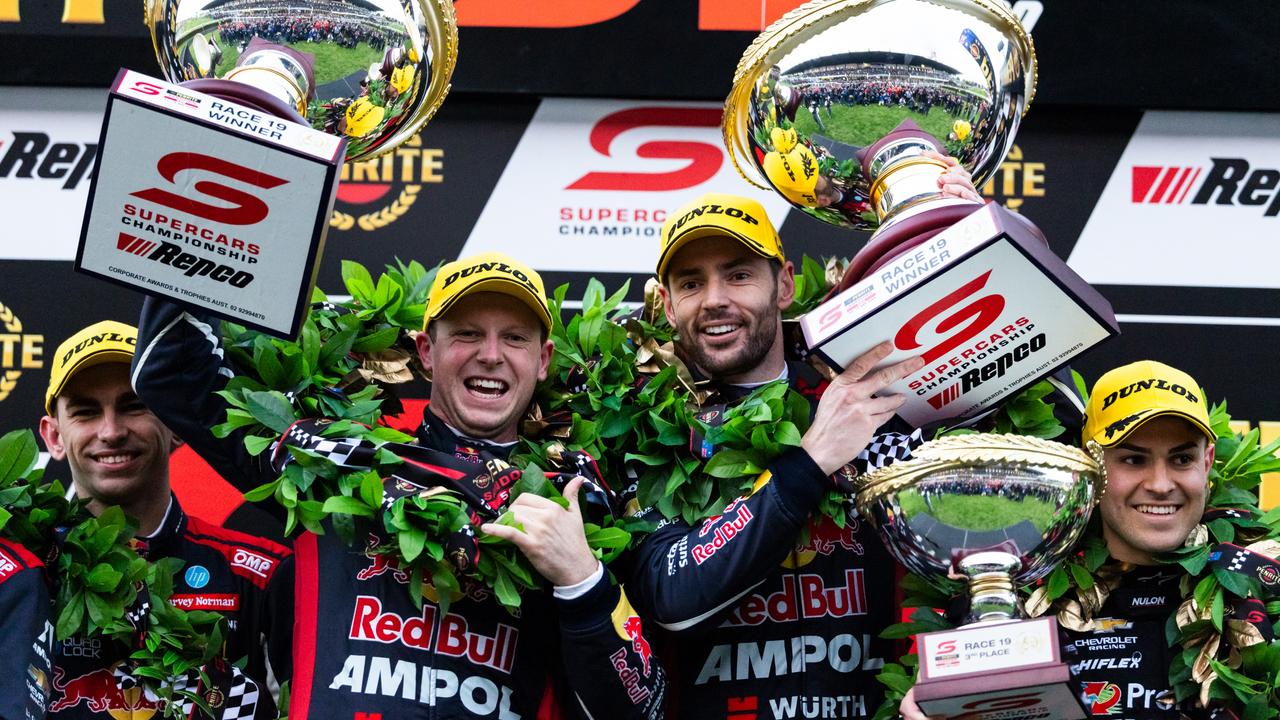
[0,301,44,403]
[329,134,443,232]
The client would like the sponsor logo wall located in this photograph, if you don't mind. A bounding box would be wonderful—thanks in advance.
[2,89,1277,519]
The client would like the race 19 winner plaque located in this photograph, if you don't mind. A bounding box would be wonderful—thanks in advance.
[77,69,344,337]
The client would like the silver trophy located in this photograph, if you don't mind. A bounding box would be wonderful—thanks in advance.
[723,0,1035,284]
[857,434,1103,719]
[145,0,457,161]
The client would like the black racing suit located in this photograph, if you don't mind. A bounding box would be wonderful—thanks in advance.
[48,496,293,719]
[627,360,1085,720]
[132,298,667,720]
[0,538,54,720]
[1059,566,1185,720]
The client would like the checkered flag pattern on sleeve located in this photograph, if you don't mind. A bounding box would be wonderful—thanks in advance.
[270,418,378,474]
[852,428,924,474]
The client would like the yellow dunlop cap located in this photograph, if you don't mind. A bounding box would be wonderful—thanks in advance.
[657,193,784,281]
[46,320,138,415]
[1083,360,1215,448]
[424,252,552,333]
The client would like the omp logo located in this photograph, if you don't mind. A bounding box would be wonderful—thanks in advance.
[117,234,255,288]
[567,107,724,191]
[330,134,442,232]
[231,548,274,578]
[0,301,44,403]
[131,153,288,226]
[0,132,97,190]
[1133,159,1280,216]
[0,549,16,580]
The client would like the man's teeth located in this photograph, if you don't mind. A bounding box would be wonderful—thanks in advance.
[466,379,507,394]
[1135,505,1178,515]
[98,454,133,464]
[705,325,737,336]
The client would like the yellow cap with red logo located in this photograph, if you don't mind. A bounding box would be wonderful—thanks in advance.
[657,193,785,281]
[45,320,138,415]
[1082,360,1215,448]
[424,252,552,333]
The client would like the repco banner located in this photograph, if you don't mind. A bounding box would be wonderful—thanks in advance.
[78,70,343,338]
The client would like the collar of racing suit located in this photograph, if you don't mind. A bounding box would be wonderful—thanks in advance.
[417,408,516,461]
[131,493,186,559]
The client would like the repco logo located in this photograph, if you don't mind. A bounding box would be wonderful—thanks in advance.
[330,134,443,231]
[131,152,287,226]
[1132,158,1280,217]
[0,131,98,190]
[0,300,44,404]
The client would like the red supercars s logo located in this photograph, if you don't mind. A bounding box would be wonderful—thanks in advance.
[567,107,723,192]
[896,270,1004,364]
[130,153,289,225]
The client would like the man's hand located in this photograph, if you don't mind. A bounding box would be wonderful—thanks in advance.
[800,341,925,476]
[481,477,599,587]
[926,150,982,203]
[900,687,944,720]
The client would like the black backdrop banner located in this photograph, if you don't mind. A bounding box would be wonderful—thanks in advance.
[3,0,1280,110]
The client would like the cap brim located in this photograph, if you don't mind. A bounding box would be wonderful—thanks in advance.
[1092,408,1216,448]
[657,225,780,280]
[429,276,552,332]
[45,348,133,413]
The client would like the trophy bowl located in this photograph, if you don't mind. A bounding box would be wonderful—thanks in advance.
[145,0,457,161]
[856,434,1102,622]
[723,0,1036,234]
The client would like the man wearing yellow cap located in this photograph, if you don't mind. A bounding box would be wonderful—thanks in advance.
[39,321,293,719]
[628,176,1083,719]
[132,252,667,719]
[903,361,1237,719]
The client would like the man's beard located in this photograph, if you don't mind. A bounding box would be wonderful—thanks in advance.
[678,308,777,380]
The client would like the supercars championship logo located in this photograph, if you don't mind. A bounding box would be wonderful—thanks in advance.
[329,134,442,232]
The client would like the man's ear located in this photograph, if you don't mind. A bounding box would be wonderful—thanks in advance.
[777,260,797,311]
[38,414,67,461]
[537,338,554,382]
[658,283,677,327]
[415,330,433,379]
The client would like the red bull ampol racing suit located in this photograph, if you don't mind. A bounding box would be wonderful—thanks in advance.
[131,299,667,720]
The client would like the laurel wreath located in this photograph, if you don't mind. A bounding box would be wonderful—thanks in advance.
[872,402,1280,720]
[0,429,226,717]
[330,186,422,233]
[0,302,22,402]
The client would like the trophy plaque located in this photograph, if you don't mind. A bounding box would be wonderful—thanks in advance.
[856,434,1103,719]
[722,0,1117,424]
[76,0,458,338]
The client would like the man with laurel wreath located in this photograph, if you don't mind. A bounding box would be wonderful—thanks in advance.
[625,178,1087,719]
[39,321,292,719]
[132,253,667,719]
[902,360,1280,719]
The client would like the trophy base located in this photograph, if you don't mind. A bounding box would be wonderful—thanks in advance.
[915,616,1085,720]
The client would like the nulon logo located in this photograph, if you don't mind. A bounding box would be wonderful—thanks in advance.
[1132,159,1280,216]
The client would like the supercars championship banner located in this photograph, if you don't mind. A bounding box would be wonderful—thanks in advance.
[3,87,1280,525]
